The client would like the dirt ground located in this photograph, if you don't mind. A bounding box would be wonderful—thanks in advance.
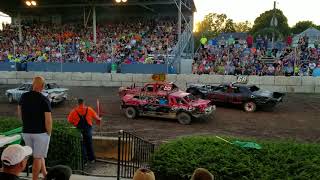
[1,85,320,143]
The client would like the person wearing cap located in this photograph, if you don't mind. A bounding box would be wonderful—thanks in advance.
[0,144,32,180]
[17,76,53,180]
[67,98,102,164]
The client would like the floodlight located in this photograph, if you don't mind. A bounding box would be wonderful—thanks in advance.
[25,1,32,6]
[31,1,37,6]
[122,0,127,2]
[115,0,121,3]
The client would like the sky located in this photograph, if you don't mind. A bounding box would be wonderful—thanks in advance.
[193,0,320,27]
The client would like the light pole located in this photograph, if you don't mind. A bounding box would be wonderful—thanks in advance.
[270,1,278,49]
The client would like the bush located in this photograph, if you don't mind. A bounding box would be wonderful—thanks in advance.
[150,136,320,180]
[0,117,83,171]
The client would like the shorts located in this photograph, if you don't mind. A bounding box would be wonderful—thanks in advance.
[22,133,50,158]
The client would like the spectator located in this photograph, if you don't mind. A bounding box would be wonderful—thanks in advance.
[191,168,214,180]
[0,144,32,180]
[246,34,253,48]
[45,165,72,180]
[18,76,52,180]
[133,168,155,180]
[67,98,102,164]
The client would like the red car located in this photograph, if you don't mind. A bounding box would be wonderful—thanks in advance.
[120,90,216,125]
[118,82,179,98]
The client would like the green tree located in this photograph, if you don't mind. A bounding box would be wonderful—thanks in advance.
[195,13,231,37]
[291,21,316,34]
[234,21,252,32]
[223,19,236,33]
[251,9,290,38]
[194,13,230,49]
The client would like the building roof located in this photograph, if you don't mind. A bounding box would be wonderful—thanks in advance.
[0,0,196,17]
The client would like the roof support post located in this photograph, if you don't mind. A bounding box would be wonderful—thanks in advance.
[18,13,22,43]
[92,4,97,46]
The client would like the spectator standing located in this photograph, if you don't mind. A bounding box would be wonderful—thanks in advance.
[246,34,253,48]
[67,98,102,164]
[0,144,32,180]
[18,76,52,180]
[286,35,293,47]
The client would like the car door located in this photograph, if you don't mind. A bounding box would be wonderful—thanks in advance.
[229,87,243,104]
[211,86,228,103]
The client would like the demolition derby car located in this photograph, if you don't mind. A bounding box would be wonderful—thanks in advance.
[5,83,68,105]
[120,90,216,125]
[186,83,284,112]
[118,82,179,98]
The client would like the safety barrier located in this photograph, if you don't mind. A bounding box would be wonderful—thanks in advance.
[0,71,320,93]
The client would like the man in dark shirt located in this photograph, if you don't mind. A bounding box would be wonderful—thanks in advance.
[0,144,32,180]
[18,76,52,180]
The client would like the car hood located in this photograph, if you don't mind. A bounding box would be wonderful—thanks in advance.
[252,90,274,98]
[189,99,211,107]
[45,88,68,93]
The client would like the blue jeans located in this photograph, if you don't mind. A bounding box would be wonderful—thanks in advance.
[81,126,95,162]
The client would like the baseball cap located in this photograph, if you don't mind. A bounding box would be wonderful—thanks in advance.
[1,144,32,166]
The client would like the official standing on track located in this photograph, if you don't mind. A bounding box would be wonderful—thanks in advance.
[18,76,52,180]
[67,98,102,164]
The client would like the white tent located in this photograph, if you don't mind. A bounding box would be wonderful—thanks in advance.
[293,27,320,48]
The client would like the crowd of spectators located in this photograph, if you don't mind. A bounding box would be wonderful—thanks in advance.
[193,34,320,76]
[0,17,180,65]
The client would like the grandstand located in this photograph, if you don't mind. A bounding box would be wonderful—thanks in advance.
[0,0,196,73]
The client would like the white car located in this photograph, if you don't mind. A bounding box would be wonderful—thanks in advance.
[5,83,68,105]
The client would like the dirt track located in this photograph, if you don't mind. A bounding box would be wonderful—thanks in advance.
[1,85,319,143]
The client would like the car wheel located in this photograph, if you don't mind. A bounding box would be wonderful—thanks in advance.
[8,94,14,103]
[125,107,137,119]
[177,112,192,125]
[244,102,257,112]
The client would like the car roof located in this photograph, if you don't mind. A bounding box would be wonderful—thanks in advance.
[220,83,253,88]
[144,82,174,85]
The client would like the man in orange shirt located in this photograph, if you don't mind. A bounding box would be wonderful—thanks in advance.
[67,98,102,163]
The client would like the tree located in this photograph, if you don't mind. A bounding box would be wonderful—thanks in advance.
[234,21,252,32]
[223,19,236,33]
[195,13,229,38]
[291,21,316,34]
[251,9,290,38]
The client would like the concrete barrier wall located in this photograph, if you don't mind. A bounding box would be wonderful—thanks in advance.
[0,71,319,93]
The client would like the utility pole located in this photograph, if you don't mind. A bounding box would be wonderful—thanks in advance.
[271,1,277,49]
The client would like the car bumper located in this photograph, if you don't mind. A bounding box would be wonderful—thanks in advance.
[192,105,216,118]
[51,94,67,103]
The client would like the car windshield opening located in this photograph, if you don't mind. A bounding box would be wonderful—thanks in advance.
[184,94,196,103]
[249,86,260,92]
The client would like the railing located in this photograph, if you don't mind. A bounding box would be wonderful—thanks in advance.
[170,20,193,62]
[117,130,155,180]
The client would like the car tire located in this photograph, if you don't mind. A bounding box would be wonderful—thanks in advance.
[244,102,257,112]
[125,107,137,119]
[8,94,14,103]
[177,112,192,125]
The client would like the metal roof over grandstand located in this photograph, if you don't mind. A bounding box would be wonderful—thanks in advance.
[0,0,196,17]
